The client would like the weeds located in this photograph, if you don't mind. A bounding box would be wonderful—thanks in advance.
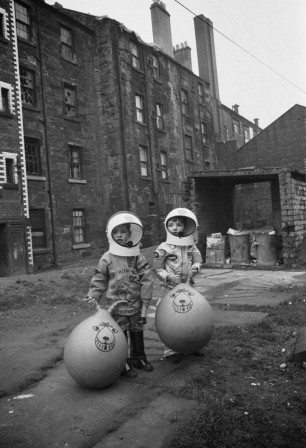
[168,294,306,447]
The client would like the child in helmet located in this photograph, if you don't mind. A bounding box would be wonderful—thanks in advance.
[153,208,203,363]
[85,211,153,378]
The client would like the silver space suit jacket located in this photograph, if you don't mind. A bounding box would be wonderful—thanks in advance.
[87,251,152,315]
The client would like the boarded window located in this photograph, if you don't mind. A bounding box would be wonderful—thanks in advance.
[30,209,47,248]
[64,85,76,117]
[20,68,35,106]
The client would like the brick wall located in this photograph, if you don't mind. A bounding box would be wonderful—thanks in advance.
[236,105,306,170]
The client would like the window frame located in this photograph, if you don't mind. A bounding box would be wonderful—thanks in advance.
[139,145,149,177]
[181,88,189,116]
[233,118,240,135]
[60,25,75,62]
[69,145,82,180]
[20,67,36,107]
[131,42,141,70]
[184,134,193,161]
[0,8,9,40]
[0,82,12,115]
[15,1,31,42]
[201,121,209,145]
[244,125,250,143]
[72,209,86,244]
[160,151,168,180]
[30,208,47,249]
[64,83,77,118]
[156,102,164,130]
[152,55,160,80]
[135,93,145,123]
[25,137,41,176]
[198,83,204,104]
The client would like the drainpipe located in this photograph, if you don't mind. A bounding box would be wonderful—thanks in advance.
[35,1,57,267]
[114,25,130,210]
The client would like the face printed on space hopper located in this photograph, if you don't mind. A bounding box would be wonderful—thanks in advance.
[92,322,119,352]
[170,288,194,313]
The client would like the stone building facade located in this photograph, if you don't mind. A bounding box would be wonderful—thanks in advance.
[1,0,266,274]
[0,0,29,276]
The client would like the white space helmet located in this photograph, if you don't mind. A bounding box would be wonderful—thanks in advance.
[106,211,143,256]
[164,208,198,246]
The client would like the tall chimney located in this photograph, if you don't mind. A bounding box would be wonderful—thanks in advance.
[173,42,192,71]
[254,118,259,127]
[194,14,221,134]
[150,0,173,57]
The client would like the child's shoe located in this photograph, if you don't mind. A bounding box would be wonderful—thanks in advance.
[133,357,154,371]
[121,362,138,378]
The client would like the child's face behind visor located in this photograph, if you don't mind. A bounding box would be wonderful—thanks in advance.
[112,224,131,246]
[167,218,185,237]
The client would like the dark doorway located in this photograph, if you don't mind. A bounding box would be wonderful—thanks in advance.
[0,224,9,276]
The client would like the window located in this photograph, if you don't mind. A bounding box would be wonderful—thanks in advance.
[0,87,9,113]
[185,135,193,160]
[139,146,149,177]
[152,56,160,80]
[201,122,209,144]
[156,103,164,130]
[161,152,168,180]
[244,126,250,143]
[15,2,30,41]
[0,12,3,38]
[64,84,76,117]
[204,82,210,103]
[198,83,204,104]
[73,209,85,243]
[0,8,8,39]
[135,94,145,123]
[181,89,189,115]
[30,209,47,248]
[69,146,82,179]
[25,138,41,175]
[204,161,211,170]
[5,159,14,184]
[20,67,35,106]
[131,42,141,69]
[61,26,74,61]
[233,119,240,135]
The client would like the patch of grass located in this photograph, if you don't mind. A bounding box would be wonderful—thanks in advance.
[0,272,92,311]
[168,293,306,448]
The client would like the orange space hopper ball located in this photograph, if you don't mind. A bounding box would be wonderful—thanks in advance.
[155,282,215,354]
[64,305,128,389]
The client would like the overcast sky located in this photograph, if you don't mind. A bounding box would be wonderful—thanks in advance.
[46,0,306,129]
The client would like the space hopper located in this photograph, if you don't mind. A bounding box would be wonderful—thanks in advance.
[64,212,143,388]
[155,208,215,354]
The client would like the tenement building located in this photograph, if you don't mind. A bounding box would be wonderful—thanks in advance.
[1,0,261,273]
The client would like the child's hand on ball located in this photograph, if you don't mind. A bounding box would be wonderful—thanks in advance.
[167,274,181,284]
[83,296,98,307]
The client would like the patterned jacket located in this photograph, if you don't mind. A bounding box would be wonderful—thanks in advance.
[153,242,202,296]
[87,251,152,315]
